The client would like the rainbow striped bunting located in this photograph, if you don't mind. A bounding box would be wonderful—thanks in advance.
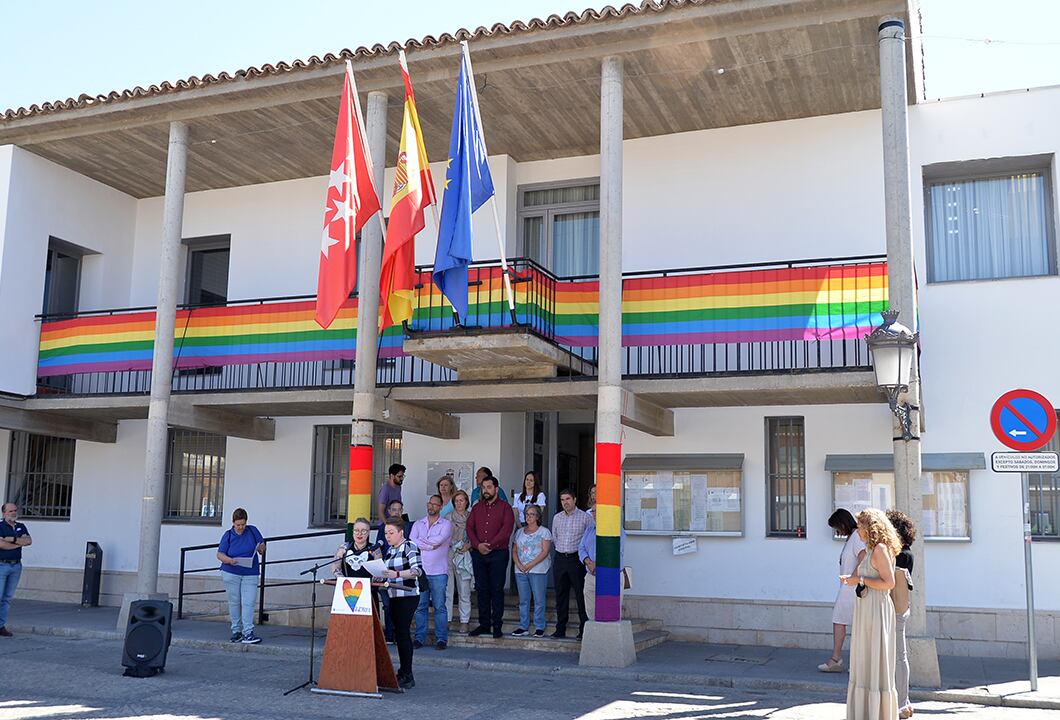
[36,263,887,377]
[595,441,623,623]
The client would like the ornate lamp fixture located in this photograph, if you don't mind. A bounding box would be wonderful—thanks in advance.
[865,309,918,441]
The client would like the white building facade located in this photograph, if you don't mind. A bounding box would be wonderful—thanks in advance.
[1,1,1058,659]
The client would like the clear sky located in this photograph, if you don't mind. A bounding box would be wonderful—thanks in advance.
[1,0,1058,113]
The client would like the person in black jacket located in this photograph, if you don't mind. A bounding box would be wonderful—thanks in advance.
[886,509,917,720]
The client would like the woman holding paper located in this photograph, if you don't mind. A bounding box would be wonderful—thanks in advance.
[216,507,265,644]
[381,517,423,689]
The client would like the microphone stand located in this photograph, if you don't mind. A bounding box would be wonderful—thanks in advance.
[283,555,338,695]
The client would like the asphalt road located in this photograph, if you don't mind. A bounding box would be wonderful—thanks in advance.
[2,633,1056,720]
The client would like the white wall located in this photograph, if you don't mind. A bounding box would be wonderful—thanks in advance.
[0,147,137,394]
[909,87,1060,611]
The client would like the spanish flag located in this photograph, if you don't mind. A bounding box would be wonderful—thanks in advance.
[379,51,436,329]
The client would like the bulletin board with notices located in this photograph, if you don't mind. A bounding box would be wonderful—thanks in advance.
[622,455,743,536]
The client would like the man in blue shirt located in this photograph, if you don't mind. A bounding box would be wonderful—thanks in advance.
[0,503,31,637]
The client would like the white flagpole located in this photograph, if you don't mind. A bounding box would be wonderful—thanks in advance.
[461,41,517,318]
[347,60,387,241]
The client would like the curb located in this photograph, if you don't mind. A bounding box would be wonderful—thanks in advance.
[13,622,1060,710]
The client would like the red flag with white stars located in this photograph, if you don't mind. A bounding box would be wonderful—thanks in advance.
[314,62,380,329]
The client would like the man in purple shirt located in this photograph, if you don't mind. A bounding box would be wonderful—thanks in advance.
[410,494,453,649]
[466,477,514,638]
[376,463,406,523]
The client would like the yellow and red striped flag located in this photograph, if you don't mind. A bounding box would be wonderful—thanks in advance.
[379,51,436,329]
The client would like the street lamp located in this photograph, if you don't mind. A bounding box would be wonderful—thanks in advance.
[865,308,918,441]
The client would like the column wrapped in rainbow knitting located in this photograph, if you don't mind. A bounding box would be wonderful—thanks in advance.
[347,444,373,541]
[594,441,623,622]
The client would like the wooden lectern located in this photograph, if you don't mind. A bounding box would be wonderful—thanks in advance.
[311,580,399,698]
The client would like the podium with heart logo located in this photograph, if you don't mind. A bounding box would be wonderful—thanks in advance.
[312,578,399,697]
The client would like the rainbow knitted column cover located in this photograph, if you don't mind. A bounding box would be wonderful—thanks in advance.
[348,443,373,541]
[595,441,622,622]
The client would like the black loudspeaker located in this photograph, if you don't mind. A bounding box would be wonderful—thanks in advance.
[121,600,173,677]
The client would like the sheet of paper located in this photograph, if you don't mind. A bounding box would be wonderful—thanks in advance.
[232,556,254,568]
[361,559,389,578]
[672,536,697,555]
[691,474,709,532]
[724,490,741,513]
[835,483,854,508]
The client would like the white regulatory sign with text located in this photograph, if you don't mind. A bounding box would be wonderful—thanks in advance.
[991,452,1059,473]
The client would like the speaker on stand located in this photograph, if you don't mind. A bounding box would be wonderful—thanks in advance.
[121,599,173,678]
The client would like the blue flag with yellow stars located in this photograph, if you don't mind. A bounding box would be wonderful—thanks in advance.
[433,51,495,321]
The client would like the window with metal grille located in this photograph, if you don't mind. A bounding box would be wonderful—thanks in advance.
[164,429,226,523]
[766,417,806,537]
[310,424,402,527]
[5,432,76,519]
[1029,410,1060,539]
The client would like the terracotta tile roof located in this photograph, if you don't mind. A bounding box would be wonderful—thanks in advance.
[1,1,707,121]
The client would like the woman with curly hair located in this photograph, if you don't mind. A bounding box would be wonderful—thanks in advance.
[842,508,901,719]
[886,509,918,719]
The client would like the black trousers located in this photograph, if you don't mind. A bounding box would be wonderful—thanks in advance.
[471,548,509,631]
[388,594,418,678]
[553,552,587,633]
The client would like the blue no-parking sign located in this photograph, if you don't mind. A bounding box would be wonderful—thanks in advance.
[990,389,1057,451]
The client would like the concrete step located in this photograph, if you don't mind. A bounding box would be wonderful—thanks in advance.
[443,628,669,654]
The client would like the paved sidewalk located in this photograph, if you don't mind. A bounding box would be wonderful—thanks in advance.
[8,599,1060,710]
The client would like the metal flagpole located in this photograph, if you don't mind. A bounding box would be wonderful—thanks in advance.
[460,41,517,324]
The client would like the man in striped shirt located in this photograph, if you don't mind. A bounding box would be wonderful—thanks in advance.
[550,488,593,639]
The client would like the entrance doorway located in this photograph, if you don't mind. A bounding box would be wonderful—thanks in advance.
[557,421,595,511]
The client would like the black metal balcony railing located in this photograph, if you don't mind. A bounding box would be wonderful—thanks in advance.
[35,255,886,397]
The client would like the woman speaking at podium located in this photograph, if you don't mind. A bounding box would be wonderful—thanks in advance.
[380,517,423,689]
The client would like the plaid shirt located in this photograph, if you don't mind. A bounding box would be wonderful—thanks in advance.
[383,540,423,598]
[551,507,593,554]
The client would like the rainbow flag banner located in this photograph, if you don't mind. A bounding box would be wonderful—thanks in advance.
[552,262,888,347]
[594,441,623,622]
[36,262,886,378]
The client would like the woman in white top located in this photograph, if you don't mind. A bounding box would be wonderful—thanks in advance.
[819,508,866,672]
[511,504,552,636]
[511,471,547,526]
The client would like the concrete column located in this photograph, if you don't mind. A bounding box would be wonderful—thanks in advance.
[349,91,388,526]
[120,121,188,628]
[581,55,635,668]
[879,17,940,687]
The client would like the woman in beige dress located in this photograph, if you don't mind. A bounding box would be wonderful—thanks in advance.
[842,508,901,720]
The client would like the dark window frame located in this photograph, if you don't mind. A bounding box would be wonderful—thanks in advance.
[923,155,1057,284]
[766,416,806,538]
[516,177,601,277]
[309,424,402,528]
[163,429,227,525]
[5,431,76,521]
[1029,410,1060,540]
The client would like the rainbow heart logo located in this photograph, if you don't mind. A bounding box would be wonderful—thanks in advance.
[342,579,363,612]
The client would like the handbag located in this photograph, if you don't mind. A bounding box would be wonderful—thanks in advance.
[891,566,912,614]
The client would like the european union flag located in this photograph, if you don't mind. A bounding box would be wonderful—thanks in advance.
[432,51,495,321]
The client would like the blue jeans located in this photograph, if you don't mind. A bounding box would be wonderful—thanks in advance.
[515,572,547,631]
[415,574,449,644]
[0,562,22,629]
[221,571,257,635]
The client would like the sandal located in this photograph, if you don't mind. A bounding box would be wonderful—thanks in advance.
[899,707,913,719]
[816,657,845,672]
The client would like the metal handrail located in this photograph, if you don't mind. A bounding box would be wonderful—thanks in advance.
[176,528,345,622]
[36,253,879,322]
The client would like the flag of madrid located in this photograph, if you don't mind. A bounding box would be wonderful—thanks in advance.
[314,62,380,329]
